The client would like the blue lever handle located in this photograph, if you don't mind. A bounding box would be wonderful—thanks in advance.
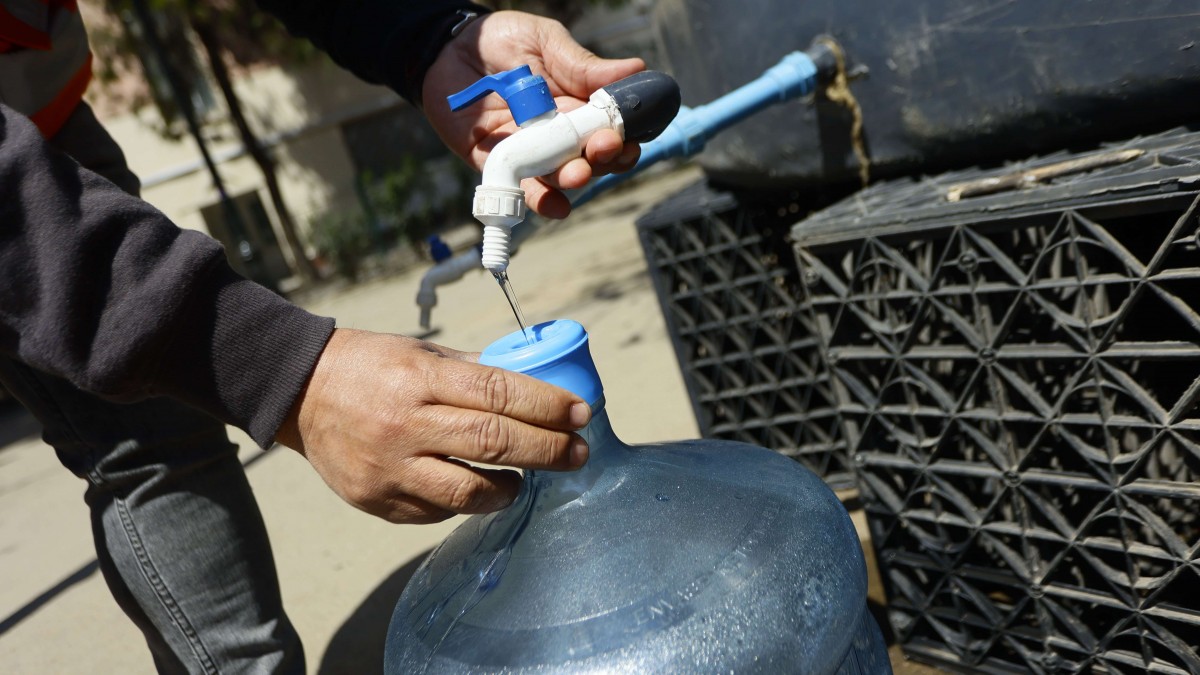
[447,65,556,126]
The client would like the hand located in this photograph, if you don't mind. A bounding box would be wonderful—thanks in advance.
[422,10,645,218]
[275,329,591,523]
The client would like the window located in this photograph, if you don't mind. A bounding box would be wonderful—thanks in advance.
[200,191,291,291]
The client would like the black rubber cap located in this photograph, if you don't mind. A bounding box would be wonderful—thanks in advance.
[805,40,840,86]
[602,71,681,143]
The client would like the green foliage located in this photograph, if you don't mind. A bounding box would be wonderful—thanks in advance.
[361,155,436,244]
[310,155,480,282]
[309,210,372,282]
[360,156,478,248]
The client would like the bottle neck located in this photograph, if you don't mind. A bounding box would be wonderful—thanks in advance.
[526,398,625,507]
[579,398,619,456]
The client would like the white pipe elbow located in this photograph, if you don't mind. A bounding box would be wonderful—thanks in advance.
[474,90,623,273]
[481,110,599,187]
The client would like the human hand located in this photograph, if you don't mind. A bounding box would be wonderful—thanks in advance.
[275,329,591,523]
[422,10,645,218]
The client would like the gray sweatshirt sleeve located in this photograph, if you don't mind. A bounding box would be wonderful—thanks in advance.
[0,103,334,447]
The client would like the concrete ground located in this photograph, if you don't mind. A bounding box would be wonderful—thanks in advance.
[0,166,935,673]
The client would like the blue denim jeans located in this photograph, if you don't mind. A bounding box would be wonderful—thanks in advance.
[0,103,304,674]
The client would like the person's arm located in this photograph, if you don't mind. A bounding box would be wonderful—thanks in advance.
[0,103,333,446]
[420,11,645,217]
[251,0,488,105]
[252,3,644,217]
[1,104,589,523]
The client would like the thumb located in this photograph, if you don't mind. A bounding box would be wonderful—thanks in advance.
[543,27,645,97]
[583,56,646,93]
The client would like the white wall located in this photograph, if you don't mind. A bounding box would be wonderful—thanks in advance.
[93,56,406,261]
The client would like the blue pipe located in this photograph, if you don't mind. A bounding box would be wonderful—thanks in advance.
[571,49,827,207]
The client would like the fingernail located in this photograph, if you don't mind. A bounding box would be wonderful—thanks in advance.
[570,437,589,467]
[569,402,591,427]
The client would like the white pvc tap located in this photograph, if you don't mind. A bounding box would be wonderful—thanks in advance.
[472,90,622,272]
[448,66,680,273]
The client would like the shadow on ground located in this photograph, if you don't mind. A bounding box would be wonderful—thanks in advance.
[0,401,40,450]
[317,550,432,675]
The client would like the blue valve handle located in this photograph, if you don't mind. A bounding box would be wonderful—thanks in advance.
[447,65,556,126]
[426,235,452,263]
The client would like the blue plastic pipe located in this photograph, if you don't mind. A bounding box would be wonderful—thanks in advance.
[571,50,822,207]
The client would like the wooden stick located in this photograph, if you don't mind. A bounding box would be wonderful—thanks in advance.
[945,148,1145,202]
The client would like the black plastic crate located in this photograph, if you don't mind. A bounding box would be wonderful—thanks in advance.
[792,129,1200,673]
[636,181,855,489]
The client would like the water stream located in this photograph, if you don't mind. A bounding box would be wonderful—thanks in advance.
[493,270,532,345]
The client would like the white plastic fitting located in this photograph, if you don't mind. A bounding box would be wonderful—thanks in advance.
[416,247,483,328]
[474,89,624,273]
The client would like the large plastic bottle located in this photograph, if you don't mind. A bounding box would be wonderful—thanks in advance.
[385,320,890,673]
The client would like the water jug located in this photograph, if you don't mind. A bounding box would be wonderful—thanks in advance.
[385,320,890,673]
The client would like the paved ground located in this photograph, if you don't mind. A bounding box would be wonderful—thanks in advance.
[0,166,936,673]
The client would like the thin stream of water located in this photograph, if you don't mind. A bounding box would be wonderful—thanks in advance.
[493,271,532,345]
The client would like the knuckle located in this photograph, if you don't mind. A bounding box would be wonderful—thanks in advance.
[363,406,409,446]
[478,369,514,414]
[342,482,378,512]
[528,391,555,426]
[537,391,559,422]
[472,415,510,465]
[444,476,486,513]
[545,431,574,467]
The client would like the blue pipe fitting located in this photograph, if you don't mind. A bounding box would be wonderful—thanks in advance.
[571,50,822,207]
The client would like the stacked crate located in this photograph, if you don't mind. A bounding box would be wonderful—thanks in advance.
[637,181,856,489]
[791,129,1200,673]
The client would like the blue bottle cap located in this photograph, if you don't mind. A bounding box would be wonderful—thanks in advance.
[479,320,604,405]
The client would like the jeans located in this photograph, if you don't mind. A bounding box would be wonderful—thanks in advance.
[0,103,304,674]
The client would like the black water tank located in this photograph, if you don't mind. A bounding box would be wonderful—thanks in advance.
[653,0,1200,190]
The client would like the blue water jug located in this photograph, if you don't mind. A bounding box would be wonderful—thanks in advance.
[385,320,890,673]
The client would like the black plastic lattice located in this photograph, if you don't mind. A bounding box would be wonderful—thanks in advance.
[793,129,1200,674]
[637,181,855,489]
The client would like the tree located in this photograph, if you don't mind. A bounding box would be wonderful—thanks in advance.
[94,0,318,283]
[186,4,317,282]
[90,0,632,284]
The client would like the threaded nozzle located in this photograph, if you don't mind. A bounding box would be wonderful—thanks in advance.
[481,225,513,272]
